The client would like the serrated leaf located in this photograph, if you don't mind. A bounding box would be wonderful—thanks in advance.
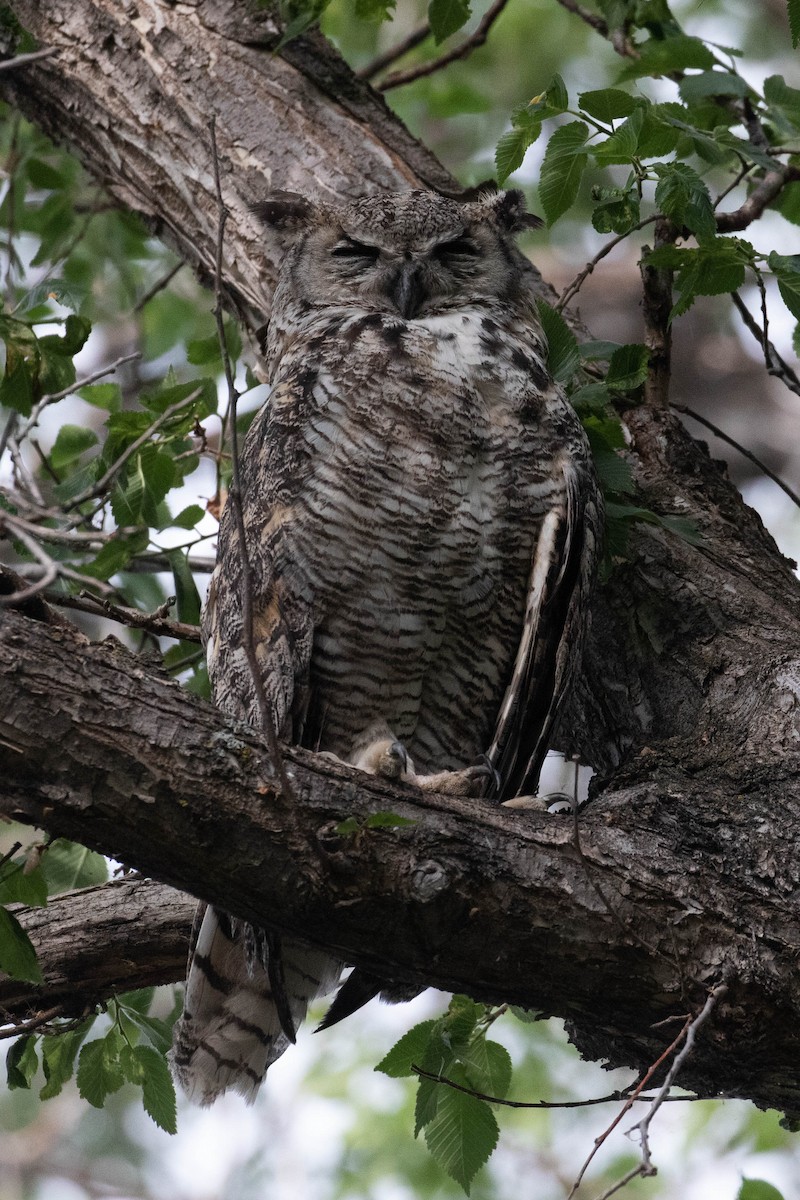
[76,1033,126,1108]
[593,107,645,164]
[509,1005,544,1023]
[789,0,800,48]
[171,504,206,530]
[591,186,640,235]
[617,33,715,80]
[0,359,34,415]
[355,0,396,19]
[678,71,749,103]
[41,840,108,895]
[461,1036,513,1099]
[334,817,361,837]
[79,382,122,412]
[764,74,800,129]
[49,424,98,471]
[428,0,471,43]
[606,343,650,391]
[443,996,482,1047]
[6,1035,39,1090]
[737,1179,786,1200]
[768,252,800,320]
[424,1080,499,1194]
[536,299,580,383]
[578,87,639,123]
[415,1074,442,1135]
[376,1019,438,1077]
[495,124,540,185]
[0,906,43,982]
[40,1020,94,1100]
[539,122,589,225]
[128,1044,178,1133]
[117,1009,174,1056]
[654,162,715,242]
[82,530,149,581]
[571,382,612,416]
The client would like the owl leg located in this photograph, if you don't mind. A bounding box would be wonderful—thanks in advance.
[411,759,495,797]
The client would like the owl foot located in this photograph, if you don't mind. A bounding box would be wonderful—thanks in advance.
[412,758,495,797]
[351,733,411,780]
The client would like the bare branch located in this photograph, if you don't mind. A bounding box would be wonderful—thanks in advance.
[556,216,658,313]
[731,289,800,399]
[379,0,511,92]
[0,47,57,72]
[358,23,431,82]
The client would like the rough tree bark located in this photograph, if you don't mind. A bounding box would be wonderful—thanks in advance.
[1,0,800,1118]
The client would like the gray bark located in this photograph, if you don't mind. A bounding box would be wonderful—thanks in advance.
[1,0,800,1119]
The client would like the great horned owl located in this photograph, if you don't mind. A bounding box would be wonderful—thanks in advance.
[171,187,602,1105]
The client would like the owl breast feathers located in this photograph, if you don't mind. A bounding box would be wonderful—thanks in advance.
[171,186,602,1105]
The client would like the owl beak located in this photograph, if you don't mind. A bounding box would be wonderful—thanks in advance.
[388,262,426,319]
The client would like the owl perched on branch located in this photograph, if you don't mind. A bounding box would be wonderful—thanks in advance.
[171,187,602,1105]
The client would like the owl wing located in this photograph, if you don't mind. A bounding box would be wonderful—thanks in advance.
[486,456,601,802]
[172,383,345,1102]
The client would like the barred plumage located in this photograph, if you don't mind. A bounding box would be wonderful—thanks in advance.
[171,187,602,1104]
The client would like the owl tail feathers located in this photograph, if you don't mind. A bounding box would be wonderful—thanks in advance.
[170,906,343,1105]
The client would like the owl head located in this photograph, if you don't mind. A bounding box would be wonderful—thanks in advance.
[254,188,541,319]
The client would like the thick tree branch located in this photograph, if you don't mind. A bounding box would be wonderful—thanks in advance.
[2,607,800,1115]
[0,879,193,1020]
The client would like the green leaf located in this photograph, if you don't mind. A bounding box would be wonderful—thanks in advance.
[678,71,749,103]
[0,855,48,907]
[376,1019,438,1078]
[124,1044,178,1133]
[768,252,800,320]
[578,88,639,123]
[495,124,540,185]
[82,529,149,581]
[0,907,44,983]
[654,162,716,242]
[168,548,202,625]
[536,299,580,384]
[590,184,640,235]
[171,504,206,530]
[428,0,471,43]
[461,1037,513,1099]
[117,1008,174,1057]
[364,811,417,829]
[6,1035,39,1090]
[76,1032,126,1108]
[617,33,715,80]
[442,996,482,1047]
[593,106,645,164]
[736,1180,786,1200]
[789,0,800,48]
[334,816,361,837]
[40,1021,94,1100]
[41,840,108,895]
[354,0,396,19]
[0,359,34,415]
[78,382,122,412]
[764,74,800,130]
[49,424,99,471]
[606,343,650,391]
[539,122,589,225]
[424,1078,499,1194]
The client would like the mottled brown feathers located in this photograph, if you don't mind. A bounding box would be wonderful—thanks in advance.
[172,187,602,1104]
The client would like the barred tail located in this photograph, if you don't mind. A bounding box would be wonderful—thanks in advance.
[170,905,342,1105]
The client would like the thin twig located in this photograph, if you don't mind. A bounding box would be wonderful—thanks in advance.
[411,1065,712,1110]
[730,290,800,399]
[716,164,800,233]
[0,411,18,460]
[63,389,201,512]
[208,117,291,795]
[566,1015,693,1198]
[358,22,431,82]
[379,0,511,92]
[627,983,729,1174]
[673,403,800,511]
[23,352,142,433]
[0,47,58,73]
[553,0,610,40]
[0,1005,66,1040]
[134,261,184,313]
[0,518,58,604]
[73,590,202,642]
[0,511,116,546]
[556,216,658,312]
[0,842,22,872]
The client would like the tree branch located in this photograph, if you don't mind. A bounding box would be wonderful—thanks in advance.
[1,605,800,1115]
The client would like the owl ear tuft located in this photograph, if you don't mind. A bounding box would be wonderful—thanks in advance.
[465,188,543,234]
[252,192,318,231]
